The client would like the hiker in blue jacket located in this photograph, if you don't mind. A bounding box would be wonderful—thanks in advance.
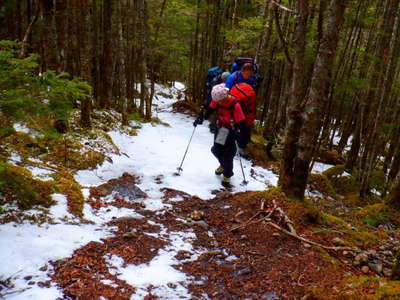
[225,63,257,90]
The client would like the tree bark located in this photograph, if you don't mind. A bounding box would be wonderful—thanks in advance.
[282,0,347,200]
[279,0,309,198]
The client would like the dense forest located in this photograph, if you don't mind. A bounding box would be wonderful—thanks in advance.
[1,0,400,299]
[1,0,399,202]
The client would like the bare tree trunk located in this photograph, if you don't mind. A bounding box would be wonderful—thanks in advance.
[281,0,347,200]
[279,0,309,198]
[99,0,113,109]
[79,0,91,128]
[117,0,128,126]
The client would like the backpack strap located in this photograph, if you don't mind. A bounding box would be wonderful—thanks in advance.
[233,72,239,86]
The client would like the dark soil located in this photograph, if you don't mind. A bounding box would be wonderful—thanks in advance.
[50,177,370,300]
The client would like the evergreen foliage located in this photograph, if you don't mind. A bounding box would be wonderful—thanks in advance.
[0,41,91,135]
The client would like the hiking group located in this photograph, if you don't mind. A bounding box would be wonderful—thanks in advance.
[193,57,261,189]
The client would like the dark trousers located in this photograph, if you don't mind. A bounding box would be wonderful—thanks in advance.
[211,128,237,178]
[237,125,252,149]
[209,111,218,132]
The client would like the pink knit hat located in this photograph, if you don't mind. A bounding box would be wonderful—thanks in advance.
[211,83,229,102]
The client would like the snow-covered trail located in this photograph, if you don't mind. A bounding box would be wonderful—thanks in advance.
[76,84,278,202]
[0,83,278,300]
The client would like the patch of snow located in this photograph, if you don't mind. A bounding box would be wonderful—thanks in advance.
[76,87,278,199]
[0,193,120,299]
[101,279,118,288]
[4,284,63,300]
[83,203,144,225]
[1,83,279,299]
[13,123,30,134]
[106,224,201,300]
[311,162,334,174]
[0,222,111,299]
[12,123,42,138]
[9,153,22,164]
[332,132,341,145]
[371,189,382,196]
[174,81,185,90]
[306,189,325,199]
[225,254,239,262]
[168,195,184,202]
[26,166,53,181]
[50,194,73,220]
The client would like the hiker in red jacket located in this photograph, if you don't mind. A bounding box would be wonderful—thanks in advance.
[229,83,256,158]
[193,84,246,188]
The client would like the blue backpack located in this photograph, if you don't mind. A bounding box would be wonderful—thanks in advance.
[206,66,223,88]
[230,57,259,74]
[205,66,223,104]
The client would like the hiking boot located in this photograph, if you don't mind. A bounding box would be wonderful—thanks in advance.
[215,166,224,175]
[221,176,233,188]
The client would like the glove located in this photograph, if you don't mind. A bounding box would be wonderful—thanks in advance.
[193,117,203,127]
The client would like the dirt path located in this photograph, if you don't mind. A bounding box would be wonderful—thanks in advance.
[51,175,348,299]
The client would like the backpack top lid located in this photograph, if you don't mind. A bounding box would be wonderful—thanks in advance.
[207,66,223,81]
[235,57,255,65]
[230,57,259,74]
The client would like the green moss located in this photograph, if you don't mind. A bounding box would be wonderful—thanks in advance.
[345,229,385,248]
[357,203,389,227]
[370,169,387,195]
[316,247,341,266]
[309,275,400,299]
[308,173,338,198]
[129,112,146,123]
[323,165,346,178]
[321,213,349,229]
[317,148,345,165]
[54,172,84,217]
[320,212,386,248]
[343,192,362,206]
[246,133,273,167]
[0,162,55,210]
[322,165,358,195]
[43,137,105,170]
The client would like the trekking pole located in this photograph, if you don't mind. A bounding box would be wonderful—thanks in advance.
[235,140,248,186]
[175,126,197,175]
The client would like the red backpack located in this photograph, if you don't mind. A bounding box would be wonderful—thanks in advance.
[229,83,256,126]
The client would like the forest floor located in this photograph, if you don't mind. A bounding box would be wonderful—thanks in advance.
[1,83,400,299]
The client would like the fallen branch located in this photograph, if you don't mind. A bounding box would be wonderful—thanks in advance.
[266,221,354,251]
[0,287,31,297]
[230,210,268,232]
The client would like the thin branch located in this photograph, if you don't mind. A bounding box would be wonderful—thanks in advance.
[274,6,293,64]
[19,6,39,59]
[268,0,296,14]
